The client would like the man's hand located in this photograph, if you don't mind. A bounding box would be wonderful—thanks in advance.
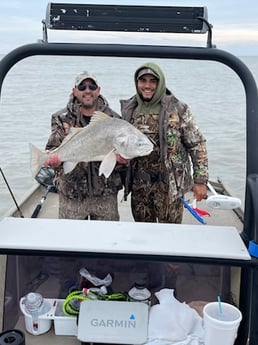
[44,153,61,168]
[193,183,207,202]
[116,154,129,164]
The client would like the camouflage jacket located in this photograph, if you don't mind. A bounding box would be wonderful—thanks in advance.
[120,91,209,200]
[45,94,123,199]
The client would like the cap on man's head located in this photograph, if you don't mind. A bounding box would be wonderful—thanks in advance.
[137,68,159,80]
[74,71,98,86]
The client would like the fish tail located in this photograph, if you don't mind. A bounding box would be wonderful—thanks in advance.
[29,143,46,178]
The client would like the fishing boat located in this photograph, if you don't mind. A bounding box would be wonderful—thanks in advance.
[0,3,258,345]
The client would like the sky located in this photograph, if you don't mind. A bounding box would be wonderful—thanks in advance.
[0,0,258,56]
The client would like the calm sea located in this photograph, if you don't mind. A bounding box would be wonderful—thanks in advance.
[0,54,258,218]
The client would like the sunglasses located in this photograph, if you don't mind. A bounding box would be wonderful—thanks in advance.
[77,82,98,91]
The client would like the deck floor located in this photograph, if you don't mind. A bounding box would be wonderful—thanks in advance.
[7,186,244,232]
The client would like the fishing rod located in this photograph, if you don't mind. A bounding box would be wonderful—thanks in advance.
[0,167,24,218]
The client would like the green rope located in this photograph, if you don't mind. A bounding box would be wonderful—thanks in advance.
[62,290,129,316]
[62,290,90,316]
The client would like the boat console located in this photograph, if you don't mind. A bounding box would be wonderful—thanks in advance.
[0,217,251,345]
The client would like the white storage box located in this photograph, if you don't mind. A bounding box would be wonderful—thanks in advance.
[53,299,78,336]
[20,297,78,336]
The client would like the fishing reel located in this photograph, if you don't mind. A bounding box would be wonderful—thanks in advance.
[31,167,57,218]
[35,167,57,193]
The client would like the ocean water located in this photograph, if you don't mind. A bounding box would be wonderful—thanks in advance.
[0,53,258,218]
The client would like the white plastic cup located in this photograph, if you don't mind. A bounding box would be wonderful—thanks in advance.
[203,302,242,345]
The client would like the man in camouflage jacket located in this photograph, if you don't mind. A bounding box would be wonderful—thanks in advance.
[120,62,208,223]
[45,71,123,220]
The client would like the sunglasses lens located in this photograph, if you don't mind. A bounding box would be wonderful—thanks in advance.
[78,83,98,91]
[77,84,86,91]
[89,83,98,91]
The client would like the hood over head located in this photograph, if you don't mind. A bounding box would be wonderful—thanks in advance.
[134,62,166,109]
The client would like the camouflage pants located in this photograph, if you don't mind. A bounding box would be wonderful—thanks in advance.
[131,180,183,223]
[59,193,119,220]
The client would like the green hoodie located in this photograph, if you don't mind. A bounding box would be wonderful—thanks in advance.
[120,62,208,200]
[134,62,167,114]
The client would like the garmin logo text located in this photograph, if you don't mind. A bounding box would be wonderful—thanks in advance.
[90,318,136,328]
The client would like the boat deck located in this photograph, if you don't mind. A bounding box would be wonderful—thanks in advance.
[6,184,244,232]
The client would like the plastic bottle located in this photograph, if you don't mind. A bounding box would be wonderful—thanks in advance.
[128,280,151,305]
[24,292,50,332]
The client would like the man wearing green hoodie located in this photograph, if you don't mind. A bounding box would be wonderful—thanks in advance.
[120,62,208,223]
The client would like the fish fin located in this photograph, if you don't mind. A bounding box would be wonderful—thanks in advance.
[89,111,111,124]
[29,143,46,178]
[63,161,77,174]
[98,149,117,178]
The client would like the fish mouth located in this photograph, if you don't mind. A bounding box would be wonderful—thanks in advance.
[121,148,153,159]
[138,148,153,156]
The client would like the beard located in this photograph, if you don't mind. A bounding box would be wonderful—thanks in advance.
[139,93,153,102]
